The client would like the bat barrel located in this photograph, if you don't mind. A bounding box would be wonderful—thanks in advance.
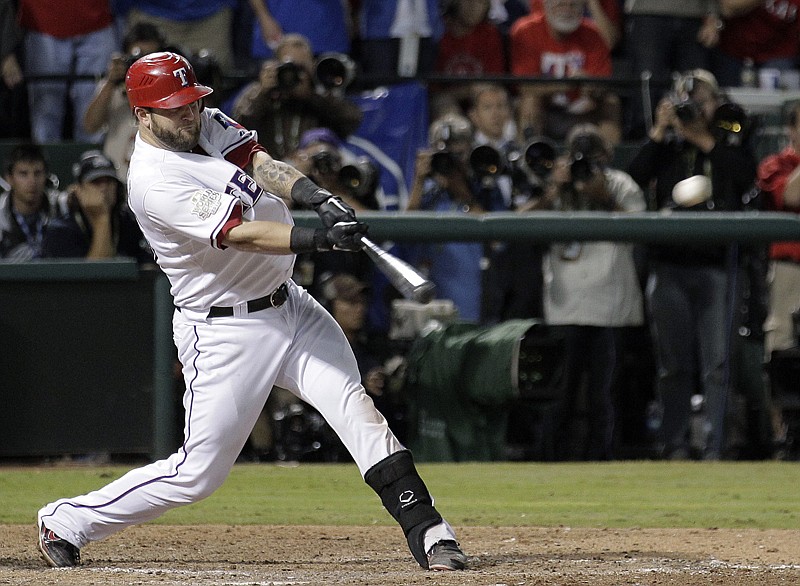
[410,280,436,304]
[356,235,436,303]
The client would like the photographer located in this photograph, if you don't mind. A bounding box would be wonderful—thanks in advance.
[231,33,362,161]
[627,69,757,460]
[465,82,545,322]
[82,23,167,179]
[283,127,377,307]
[286,127,379,212]
[532,124,646,460]
[407,113,510,323]
[40,150,152,264]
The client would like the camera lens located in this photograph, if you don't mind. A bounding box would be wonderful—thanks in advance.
[469,145,502,177]
[675,102,698,123]
[339,159,378,198]
[276,61,302,91]
[310,150,340,175]
[316,56,348,89]
[570,152,595,182]
[524,140,557,179]
[430,150,456,175]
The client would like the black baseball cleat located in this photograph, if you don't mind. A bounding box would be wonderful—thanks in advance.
[427,539,467,571]
[38,523,81,567]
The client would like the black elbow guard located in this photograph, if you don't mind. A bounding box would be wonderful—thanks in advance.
[364,450,443,568]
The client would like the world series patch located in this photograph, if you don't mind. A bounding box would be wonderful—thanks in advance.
[190,188,222,220]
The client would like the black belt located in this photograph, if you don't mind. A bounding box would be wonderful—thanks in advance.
[206,282,289,318]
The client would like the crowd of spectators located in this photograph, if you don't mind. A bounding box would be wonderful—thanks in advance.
[3,0,800,463]
[4,0,800,144]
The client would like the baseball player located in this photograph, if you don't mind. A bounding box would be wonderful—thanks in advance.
[37,52,467,572]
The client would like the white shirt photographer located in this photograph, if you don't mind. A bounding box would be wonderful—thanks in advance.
[543,168,646,327]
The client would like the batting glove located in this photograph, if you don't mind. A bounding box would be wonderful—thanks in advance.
[325,221,368,251]
[315,195,357,228]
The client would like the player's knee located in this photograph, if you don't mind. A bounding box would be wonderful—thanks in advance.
[188,476,224,501]
[364,450,442,568]
[173,458,230,502]
[169,475,222,502]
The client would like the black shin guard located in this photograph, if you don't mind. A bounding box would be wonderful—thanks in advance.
[364,450,443,568]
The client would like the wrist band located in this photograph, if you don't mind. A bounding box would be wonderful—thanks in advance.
[290,177,326,207]
[289,226,329,253]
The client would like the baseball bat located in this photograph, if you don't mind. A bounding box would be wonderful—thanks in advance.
[356,235,436,304]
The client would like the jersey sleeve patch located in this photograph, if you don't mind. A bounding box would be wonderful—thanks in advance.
[190,188,223,220]
[212,110,245,131]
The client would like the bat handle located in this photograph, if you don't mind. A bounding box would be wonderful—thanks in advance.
[355,234,385,256]
[355,234,388,262]
[356,234,398,260]
[354,233,370,249]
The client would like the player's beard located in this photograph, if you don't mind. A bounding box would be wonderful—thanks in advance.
[150,116,201,152]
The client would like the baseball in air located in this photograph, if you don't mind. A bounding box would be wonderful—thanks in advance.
[672,175,712,207]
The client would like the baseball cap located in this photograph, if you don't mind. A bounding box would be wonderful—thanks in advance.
[676,69,720,96]
[73,150,119,183]
[566,124,611,159]
[298,127,342,150]
[324,273,370,303]
[429,113,472,146]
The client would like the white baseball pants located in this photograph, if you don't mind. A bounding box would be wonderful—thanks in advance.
[38,281,425,548]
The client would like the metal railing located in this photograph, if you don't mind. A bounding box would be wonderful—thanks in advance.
[4,212,799,458]
[293,210,800,244]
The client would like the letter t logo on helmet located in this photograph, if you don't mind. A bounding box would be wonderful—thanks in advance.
[126,52,213,110]
[173,67,189,87]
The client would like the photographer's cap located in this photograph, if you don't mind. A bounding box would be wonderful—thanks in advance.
[429,113,472,146]
[676,69,720,96]
[322,273,370,304]
[73,150,119,183]
[566,123,611,159]
[298,127,342,150]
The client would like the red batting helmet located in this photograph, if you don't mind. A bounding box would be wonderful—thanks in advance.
[125,52,213,110]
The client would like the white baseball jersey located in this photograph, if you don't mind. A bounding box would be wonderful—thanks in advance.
[127,107,294,310]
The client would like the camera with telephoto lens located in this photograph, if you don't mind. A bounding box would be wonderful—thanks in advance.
[310,150,341,176]
[122,47,144,70]
[118,48,145,83]
[276,60,303,91]
[670,93,702,124]
[569,151,600,182]
[670,69,719,125]
[272,402,345,463]
[315,52,356,91]
[339,157,379,199]
[522,139,557,180]
[469,144,504,178]
[713,102,751,147]
[430,148,459,176]
[427,114,472,177]
[567,132,606,183]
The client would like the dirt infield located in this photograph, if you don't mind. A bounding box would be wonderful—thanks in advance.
[4,524,800,585]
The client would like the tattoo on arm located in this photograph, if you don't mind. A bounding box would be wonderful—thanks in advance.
[253,157,304,198]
